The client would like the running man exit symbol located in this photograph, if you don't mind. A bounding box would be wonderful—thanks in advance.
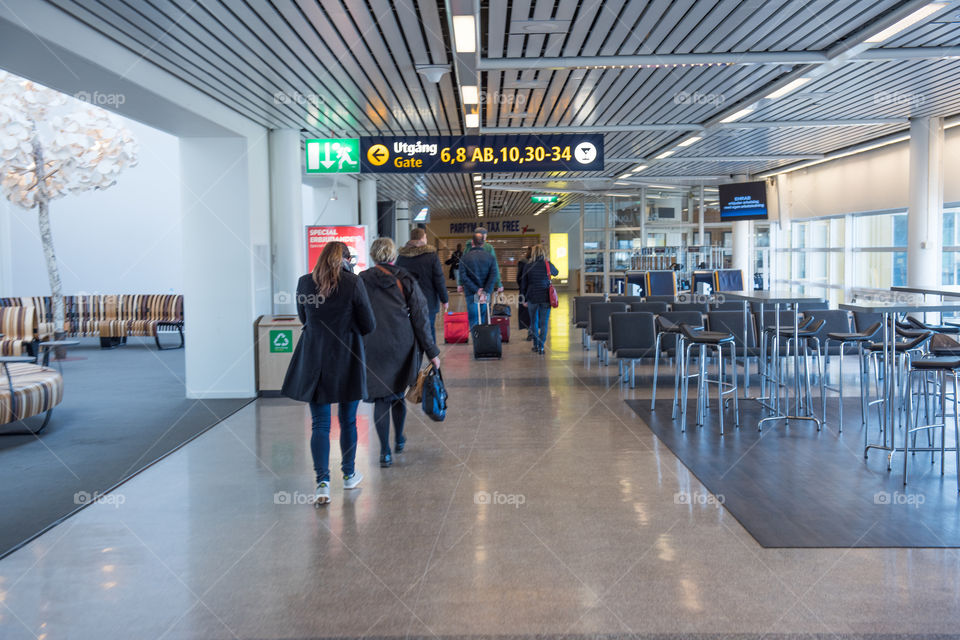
[269,329,293,353]
[305,138,360,174]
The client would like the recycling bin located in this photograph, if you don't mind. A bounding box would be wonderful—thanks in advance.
[255,315,303,396]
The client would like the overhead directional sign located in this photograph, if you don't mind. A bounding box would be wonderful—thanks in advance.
[357,134,604,173]
[531,194,559,203]
[305,138,360,174]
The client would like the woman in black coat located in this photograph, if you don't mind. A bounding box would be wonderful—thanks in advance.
[281,241,375,505]
[445,243,463,281]
[520,243,559,354]
[361,238,441,467]
[516,246,532,339]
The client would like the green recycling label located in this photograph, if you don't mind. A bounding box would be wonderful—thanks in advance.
[305,138,360,174]
[269,329,293,353]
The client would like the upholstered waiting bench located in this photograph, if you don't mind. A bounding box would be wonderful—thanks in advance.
[0,358,63,435]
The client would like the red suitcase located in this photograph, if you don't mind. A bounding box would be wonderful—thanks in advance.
[490,315,510,342]
[444,311,469,343]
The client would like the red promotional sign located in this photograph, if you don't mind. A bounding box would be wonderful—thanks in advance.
[306,225,370,272]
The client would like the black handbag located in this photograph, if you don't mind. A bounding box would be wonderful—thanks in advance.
[421,365,447,422]
[492,294,511,317]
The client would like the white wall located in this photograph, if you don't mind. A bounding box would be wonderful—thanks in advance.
[784,125,960,220]
[1,117,181,296]
[302,176,360,228]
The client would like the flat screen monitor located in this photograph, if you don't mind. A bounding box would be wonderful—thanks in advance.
[719,181,768,221]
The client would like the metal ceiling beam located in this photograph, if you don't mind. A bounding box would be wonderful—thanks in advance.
[477,48,960,71]
[716,119,908,128]
[480,124,703,133]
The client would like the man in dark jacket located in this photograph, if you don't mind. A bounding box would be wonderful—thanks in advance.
[458,233,497,331]
[396,228,449,342]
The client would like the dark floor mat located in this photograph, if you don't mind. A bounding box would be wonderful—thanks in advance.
[626,396,960,548]
[0,338,251,557]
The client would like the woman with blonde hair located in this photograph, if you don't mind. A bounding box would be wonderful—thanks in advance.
[520,243,558,354]
[361,237,441,467]
[282,241,376,505]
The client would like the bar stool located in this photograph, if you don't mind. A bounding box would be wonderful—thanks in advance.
[903,356,960,492]
[866,330,933,436]
[651,312,703,417]
[771,318,827,423]
[823,322,881,431]
[679,323,739,435]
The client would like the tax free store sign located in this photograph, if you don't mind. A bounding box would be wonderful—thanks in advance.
[305,134,603,174]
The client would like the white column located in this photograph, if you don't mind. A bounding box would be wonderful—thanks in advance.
[268,129,303,315]
[359,177,377,238]
[639,187,646,248]
[907,116,944,289]
[181,137,259,398]
[0,199,11,294]
[395,200,410,245]
[698,184,705,244]
[731,220,753,289]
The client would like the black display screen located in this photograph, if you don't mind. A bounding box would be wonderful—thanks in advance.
[719,181,768,221]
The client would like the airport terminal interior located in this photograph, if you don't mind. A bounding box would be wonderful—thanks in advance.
[5,0,960,638]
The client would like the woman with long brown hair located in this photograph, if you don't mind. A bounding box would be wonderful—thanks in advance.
[520,243,558,354]
[282,241,376,505]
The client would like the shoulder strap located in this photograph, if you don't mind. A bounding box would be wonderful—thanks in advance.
[375,264,404,296]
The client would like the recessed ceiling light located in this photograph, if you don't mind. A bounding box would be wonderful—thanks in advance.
[509,20,571,34]
[502,78,549,89]
[865,3,946,42]
[631,164,648,172]
[618,173,632,179]
[764,77,812,100]
[503,112,530,118]
[473,175,482,181]
[461,85,479,104]
[452,15,476,52]
[677,136,702,147]
[655,150,675,159]
[464,112,480,128]
[719,107,755,123]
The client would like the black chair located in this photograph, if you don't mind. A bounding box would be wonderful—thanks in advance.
[588,302,629,364]
[609,312,657,387]
[854,311,883,334]
[609,296,644,306]
[572,296,602,349]
[796,300,829,312]
[710,300,744,311]
[630,301,669,314]
[671,302,708,314]
[644,295,676,304]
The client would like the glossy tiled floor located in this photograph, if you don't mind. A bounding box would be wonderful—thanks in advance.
[3,297,960,639]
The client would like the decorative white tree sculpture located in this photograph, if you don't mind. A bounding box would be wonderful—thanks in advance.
[0,71,138,336]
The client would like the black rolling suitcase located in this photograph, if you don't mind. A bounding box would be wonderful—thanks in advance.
[472,302,502,359]
[517,304,530,331]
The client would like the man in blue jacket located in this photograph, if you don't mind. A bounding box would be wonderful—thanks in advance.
[458,232,498,331]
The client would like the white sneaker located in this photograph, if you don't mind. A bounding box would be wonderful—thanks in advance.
[343,471,364,490]
[312,481,331,506]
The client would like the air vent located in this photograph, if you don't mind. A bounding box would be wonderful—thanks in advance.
[509,20,571,34]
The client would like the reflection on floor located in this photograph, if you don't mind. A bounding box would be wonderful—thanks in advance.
[0,338,250,557]
[2,296,960,639]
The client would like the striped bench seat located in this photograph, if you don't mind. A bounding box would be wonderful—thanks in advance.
[0,362,63,434]
[0,306,39,357]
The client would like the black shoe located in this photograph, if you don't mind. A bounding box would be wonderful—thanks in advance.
[380,453,392,467]
[538,347,545,354]
[531,346,539,352]
[525,334,533,341]
[395,440,405,453]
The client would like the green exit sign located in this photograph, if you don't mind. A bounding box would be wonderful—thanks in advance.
[269,329,293,353]
[531,194,558,203]
[305,138,360,174]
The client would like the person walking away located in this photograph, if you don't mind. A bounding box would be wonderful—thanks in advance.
[457,232,497,332]
[516,246,532,341]
[361,238,441,468]
[396,228,449,343]
[445,243,463,282]
[282,241,375,505]
[474,227,503,293]
[520,243,559,354]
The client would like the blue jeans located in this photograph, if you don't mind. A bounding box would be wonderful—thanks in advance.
[428,307,438,344]
[308,400,359,483]
[529,303,550,350]
[466,296,488,332]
